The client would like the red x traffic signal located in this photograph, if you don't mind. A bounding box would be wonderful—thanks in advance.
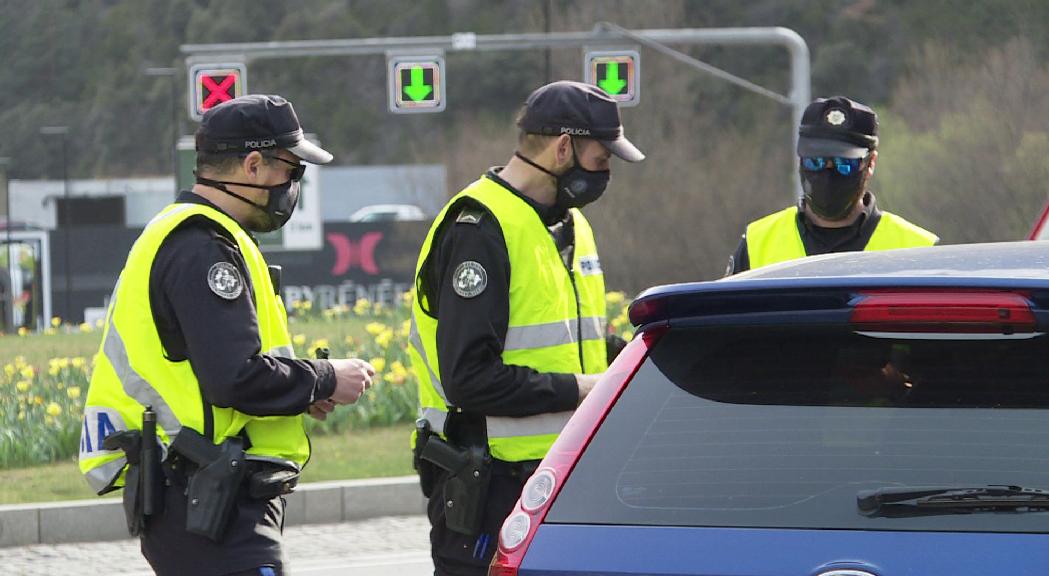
[189,63,247,121]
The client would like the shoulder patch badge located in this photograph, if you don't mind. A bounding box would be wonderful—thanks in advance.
[456,209,484,225]
[452,261,487,298]
[208,262,244,300]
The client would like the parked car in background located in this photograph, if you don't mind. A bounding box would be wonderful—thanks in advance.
[348,203,426,222]
[491,241,1049,576]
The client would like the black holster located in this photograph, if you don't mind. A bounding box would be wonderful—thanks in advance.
[420,433,492,536]
[102,407,164,537]
[413,418,439,498]
[169,428,248,542]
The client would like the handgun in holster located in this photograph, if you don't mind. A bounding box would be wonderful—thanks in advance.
[420,431,492,536]
[102,406,164,536]
[169,427,248,542]
[413,418,439,498]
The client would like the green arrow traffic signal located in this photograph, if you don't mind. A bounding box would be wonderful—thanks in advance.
[598,62,627,95]
[403,66,434,102]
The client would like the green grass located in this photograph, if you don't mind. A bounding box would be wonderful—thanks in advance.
[0,423,415,505]
[300,422,415,483]
[1,329,102,369]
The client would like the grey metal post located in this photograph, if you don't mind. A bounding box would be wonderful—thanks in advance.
[40,125,71,322]
[0,157,10,332]
[145,66,180,182]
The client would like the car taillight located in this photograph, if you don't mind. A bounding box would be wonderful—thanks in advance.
[850,290,1036,334]
[488,324,668,576]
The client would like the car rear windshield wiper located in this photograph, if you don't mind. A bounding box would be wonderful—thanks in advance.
[858,485,1049,517]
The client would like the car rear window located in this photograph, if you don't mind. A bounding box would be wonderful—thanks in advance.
[547,325,1049,532]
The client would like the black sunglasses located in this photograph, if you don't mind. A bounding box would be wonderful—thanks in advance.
[262,154,306,182]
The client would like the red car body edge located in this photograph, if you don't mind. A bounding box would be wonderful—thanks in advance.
[488,323,670,576]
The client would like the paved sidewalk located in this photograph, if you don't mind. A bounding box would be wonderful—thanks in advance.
[0,514,431,575]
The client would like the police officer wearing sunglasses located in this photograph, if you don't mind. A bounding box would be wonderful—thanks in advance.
[79,95,375,576]
[725,96,938,275]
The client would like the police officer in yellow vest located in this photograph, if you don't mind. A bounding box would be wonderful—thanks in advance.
[409,81,644,575]
[726,96,938,275]
[79,95,375,576]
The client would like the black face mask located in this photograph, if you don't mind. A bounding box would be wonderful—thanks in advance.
[800,168,865,221]
[195,174,300,233]
[515,140,610,210]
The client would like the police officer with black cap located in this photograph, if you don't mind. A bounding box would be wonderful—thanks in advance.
[408,80,644,575]
[726,95,938,275]
[80,94,375,575]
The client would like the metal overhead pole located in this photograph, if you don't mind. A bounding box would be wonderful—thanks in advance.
[182,24,810,198]
[40,125,71,322]
[0,157,10,333]
[144,66,180,182]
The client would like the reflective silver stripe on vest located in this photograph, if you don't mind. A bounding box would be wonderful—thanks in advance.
[486,411,573,439]
[83,455,128,494]
[267,345,295,359]
[503,316,607,351]
[419,406,448,435]
[104,311,181,438]
[409,316,449,404]
[420,406,568,441]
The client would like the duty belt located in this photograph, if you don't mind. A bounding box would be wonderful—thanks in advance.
[164,452,300,500]
[490,458,540,479]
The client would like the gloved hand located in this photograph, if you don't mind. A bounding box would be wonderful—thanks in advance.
[606,334,627,365]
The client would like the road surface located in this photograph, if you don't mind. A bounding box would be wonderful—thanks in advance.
[0,515,432,575]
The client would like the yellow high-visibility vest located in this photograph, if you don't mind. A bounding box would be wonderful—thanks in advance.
[79,203,309,495]
[409,175,607,462]
[746,206,938,270]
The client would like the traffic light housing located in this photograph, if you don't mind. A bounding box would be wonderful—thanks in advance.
[387,55,446,114]
[189,63,247,121]
[584,50,640,107]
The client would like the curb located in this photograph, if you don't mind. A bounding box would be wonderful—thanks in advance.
[0,475,425,548]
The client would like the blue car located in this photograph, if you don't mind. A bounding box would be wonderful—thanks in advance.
[491,242,1049,576]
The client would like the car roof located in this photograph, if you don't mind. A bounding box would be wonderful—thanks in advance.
[632,242,1049,326]
[729,241,1049,282]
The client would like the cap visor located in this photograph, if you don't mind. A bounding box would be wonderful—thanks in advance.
[601,136,645,163]
[798,137,868,159]
[288,139,334,165]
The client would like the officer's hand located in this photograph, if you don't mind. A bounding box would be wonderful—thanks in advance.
[575,373,604,405]
[329,358,376,405]
[606,334,628,365]
[307,399,335,421]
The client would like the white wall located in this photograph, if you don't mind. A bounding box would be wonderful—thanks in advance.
[10,177,174,229]
[11,163,447,229]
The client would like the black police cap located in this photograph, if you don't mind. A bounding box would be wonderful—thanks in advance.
[797,95,878,159]
[518,81,645,163]
[195,94,333,164]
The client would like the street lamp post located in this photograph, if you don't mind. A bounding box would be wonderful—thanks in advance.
[40,125,71,323]
[144,66,180,180]
[0,157,11,332]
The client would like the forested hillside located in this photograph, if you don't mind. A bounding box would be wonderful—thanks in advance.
[5,0,1049,289]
